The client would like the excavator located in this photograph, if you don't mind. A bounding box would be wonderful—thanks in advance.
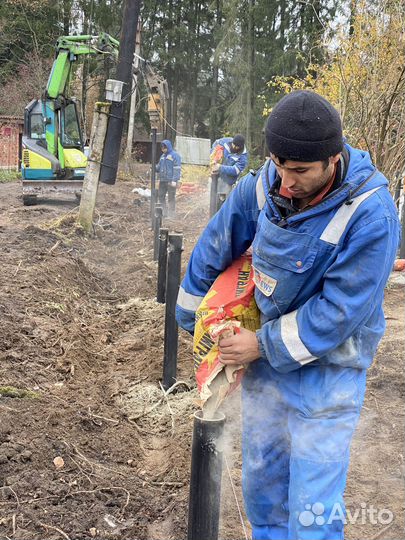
[21,33,169,205]
[21,34,119,205]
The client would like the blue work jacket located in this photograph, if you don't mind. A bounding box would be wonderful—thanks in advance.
[176,144,400,373]
[212,137,248,185]
[156,140,181,182]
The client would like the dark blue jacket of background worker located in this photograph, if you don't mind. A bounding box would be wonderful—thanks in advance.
[211,136,248,186]
[156,139,181,182]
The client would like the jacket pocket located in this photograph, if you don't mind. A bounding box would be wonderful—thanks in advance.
[252,249,317,316]
[252,214,318,313]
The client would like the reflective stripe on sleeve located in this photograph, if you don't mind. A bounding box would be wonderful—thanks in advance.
[173,166,181,169]
[320,187,380,244]
[177,286,204,311]
[234,165,240,174]
[256,173,266,210]
[280,310,317,365]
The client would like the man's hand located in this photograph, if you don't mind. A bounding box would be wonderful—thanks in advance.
[211,163,221,173]
[218,327,261,366]
[170,181,177,187]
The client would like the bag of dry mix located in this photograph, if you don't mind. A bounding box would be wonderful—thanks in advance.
[193,254,260,417]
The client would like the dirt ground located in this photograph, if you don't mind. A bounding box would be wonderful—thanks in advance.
[0,165,403,540]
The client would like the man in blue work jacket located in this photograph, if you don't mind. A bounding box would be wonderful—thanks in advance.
[156,139,181,217]
[176,91,400,540]
[211,134,248,203]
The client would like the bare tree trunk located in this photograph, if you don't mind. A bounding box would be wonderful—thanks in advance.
[63,0,71,34]
[279,0,286,69]
[209,64,219,142]
[246,0,254,149]
[79,102,110,233]
[297,3,306,75]
[190,70,198,136]
[376,65,405,169]
[190,1,202,136]
[165,0,174,140]
[126,22,141,158]
[209,0,222,142]
[81,9,90,135]
[172,1,182,136]
[172,71,178,134]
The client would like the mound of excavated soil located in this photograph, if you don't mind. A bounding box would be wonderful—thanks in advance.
[0,170,403,540]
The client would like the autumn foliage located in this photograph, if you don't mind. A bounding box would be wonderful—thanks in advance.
[264,0,405,189]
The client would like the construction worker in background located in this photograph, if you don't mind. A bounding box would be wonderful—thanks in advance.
[176,91,400,539]
[156,139,181,218]
[211,134,248,205]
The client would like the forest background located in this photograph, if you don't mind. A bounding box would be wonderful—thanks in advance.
[0,0,404,185]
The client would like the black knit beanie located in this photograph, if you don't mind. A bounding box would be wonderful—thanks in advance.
[232,134,245,149]
[265,91,343,162]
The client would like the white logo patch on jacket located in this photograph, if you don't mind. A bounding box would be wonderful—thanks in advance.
[253,266,277,296]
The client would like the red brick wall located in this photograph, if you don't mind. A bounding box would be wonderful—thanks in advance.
[0,118,23,170]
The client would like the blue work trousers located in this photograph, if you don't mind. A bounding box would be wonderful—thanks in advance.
[242,359,366,540]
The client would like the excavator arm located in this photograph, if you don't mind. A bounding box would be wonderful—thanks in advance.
[143,62,169,134]
[47,33,119,99]
[43,33,119,159]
